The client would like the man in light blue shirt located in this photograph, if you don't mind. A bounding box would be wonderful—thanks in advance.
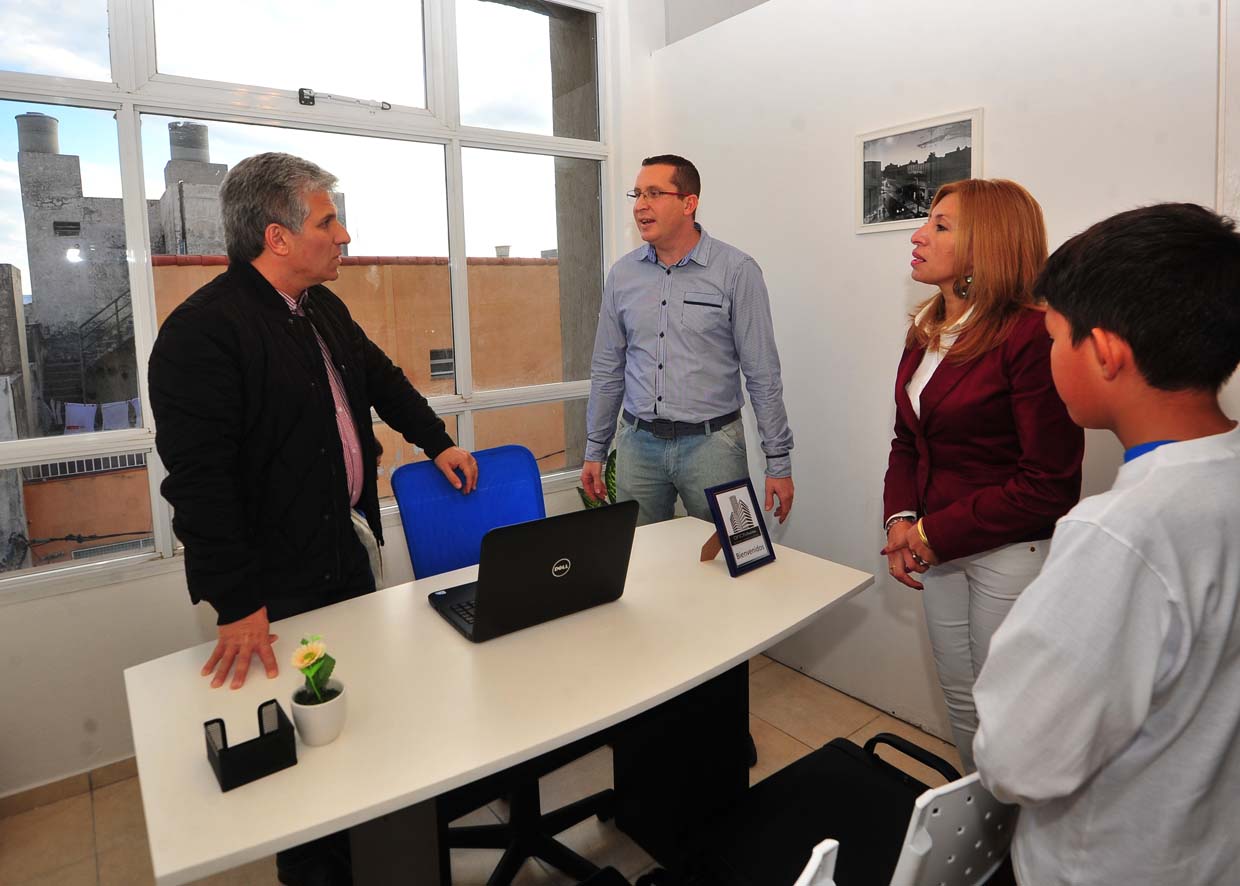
[581,155,794,526]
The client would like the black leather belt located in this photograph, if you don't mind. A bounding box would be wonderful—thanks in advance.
[624,409,740,439]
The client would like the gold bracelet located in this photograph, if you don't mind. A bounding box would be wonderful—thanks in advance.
[916,518,930,547]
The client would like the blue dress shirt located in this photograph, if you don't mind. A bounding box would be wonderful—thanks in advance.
[585,226,793,477]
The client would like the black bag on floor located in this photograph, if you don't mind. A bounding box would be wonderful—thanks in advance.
[649,733,960,886]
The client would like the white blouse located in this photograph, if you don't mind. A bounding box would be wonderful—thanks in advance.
[906,304,973,419]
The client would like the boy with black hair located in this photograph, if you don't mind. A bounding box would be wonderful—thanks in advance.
[972,203,1240,885]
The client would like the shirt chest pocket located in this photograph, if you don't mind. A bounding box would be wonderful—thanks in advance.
[679,290,727,334]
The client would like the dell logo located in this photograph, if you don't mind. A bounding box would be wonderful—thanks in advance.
[551,558,571,578]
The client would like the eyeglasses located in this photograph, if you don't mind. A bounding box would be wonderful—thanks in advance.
[625,188,691,201]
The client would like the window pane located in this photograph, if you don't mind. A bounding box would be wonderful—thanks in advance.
[457,0,598,140]
[461,149,601,391]
[0,101,137,440]
[474,399,585,476]
[1,450,154,576]
[0,2,111,81]
[152,0,426,108]
[374,415,459,501]
[141,115,453,395]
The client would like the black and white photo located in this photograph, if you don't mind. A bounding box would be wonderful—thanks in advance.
[857,109,983,233]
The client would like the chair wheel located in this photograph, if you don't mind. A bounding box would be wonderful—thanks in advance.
[597,809,614,823]
[635,871,669,886]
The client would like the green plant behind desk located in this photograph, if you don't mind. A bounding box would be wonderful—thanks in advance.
[577,448,617,508]
[291,635,340,704]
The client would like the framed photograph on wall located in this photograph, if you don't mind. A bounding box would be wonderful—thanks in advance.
[704,477,776,578]
[856,108,983,234]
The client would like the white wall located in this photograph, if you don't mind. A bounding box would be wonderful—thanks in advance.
[607,0,668,203]
[665,0,770,44]
[642,0,1221,737]
[1,565,203,796]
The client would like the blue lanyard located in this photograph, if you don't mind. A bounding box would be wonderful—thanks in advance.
[1123,439,1176,463]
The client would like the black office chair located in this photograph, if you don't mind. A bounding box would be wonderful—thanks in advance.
[436,739,616,884]
[649,733,966,886]
[392,445,615,884]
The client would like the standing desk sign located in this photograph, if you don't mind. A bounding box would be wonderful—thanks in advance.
[704,478,776,577]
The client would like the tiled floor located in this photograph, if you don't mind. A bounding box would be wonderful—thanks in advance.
[1,657,961,886]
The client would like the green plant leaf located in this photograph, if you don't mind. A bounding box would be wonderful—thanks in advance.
[313,654,336,691]
[302,676,321,703]
[577,486,603,509]
[604,449,618,504]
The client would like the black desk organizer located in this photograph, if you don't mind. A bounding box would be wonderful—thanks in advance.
[204,699,297,792]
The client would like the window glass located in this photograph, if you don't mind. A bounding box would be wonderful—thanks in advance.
[0,2,111,81]
[457,0,598,140]
[474,399,586,476]
[375,415,458,500]
[0,100,136,441]
[461,148,601,391]
[141,114,453,394]
[152,0,427,108]
[0,450,154,576]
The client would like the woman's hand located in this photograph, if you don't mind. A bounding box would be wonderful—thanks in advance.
[882,519,939,590]
[907,520,940,569]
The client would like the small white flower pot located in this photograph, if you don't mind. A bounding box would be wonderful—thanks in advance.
[290,679,347,746]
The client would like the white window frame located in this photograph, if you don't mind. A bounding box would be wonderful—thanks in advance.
[0,0,614,605]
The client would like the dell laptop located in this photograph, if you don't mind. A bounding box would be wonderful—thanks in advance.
[428,500,640,642]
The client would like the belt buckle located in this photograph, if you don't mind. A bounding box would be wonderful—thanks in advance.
[649,418,675,439]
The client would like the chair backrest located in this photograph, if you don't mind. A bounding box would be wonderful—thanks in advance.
[390,444,546,578]
[793,838,839,886]
[887,772,1018,886]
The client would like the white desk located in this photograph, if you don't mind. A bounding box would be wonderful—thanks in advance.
[125,518,872,885]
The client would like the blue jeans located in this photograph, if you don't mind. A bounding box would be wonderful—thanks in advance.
[615,415,750,526]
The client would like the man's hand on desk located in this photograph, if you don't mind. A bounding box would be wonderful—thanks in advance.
[202,606,280,689]
[434,446,479,494]
[765,475,794,523]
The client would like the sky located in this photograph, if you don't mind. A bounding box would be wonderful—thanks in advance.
[0,0,592,296]
[863,120,973,167]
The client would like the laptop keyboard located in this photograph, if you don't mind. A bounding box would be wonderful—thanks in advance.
[450,599,478,624]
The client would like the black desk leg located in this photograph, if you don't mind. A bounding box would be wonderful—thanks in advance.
[611,663,750,866]
[350,799,448,886]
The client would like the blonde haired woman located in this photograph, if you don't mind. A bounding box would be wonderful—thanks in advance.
[882,179,1083,771]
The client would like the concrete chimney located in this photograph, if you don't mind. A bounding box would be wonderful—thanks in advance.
[15,112,59,154]
[168,121,210,163]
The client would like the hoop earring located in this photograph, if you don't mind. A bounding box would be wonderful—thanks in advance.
[954,274,974,298]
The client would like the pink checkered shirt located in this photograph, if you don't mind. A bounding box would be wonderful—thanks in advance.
[279,290,363,507]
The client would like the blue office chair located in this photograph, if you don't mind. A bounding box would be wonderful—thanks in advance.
[391,444,614,885]
[391,443,546,578]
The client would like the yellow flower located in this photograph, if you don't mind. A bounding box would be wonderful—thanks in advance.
[291,640,326,670]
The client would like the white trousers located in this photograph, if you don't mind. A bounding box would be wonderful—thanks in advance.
[920,539,1049,772]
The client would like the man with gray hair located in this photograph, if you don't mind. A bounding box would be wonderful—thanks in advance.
[152,151,476,682]
[151,152,478,684]
[151,152,475,883]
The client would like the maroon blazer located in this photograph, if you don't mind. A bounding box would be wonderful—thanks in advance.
[882,308,1083,563]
